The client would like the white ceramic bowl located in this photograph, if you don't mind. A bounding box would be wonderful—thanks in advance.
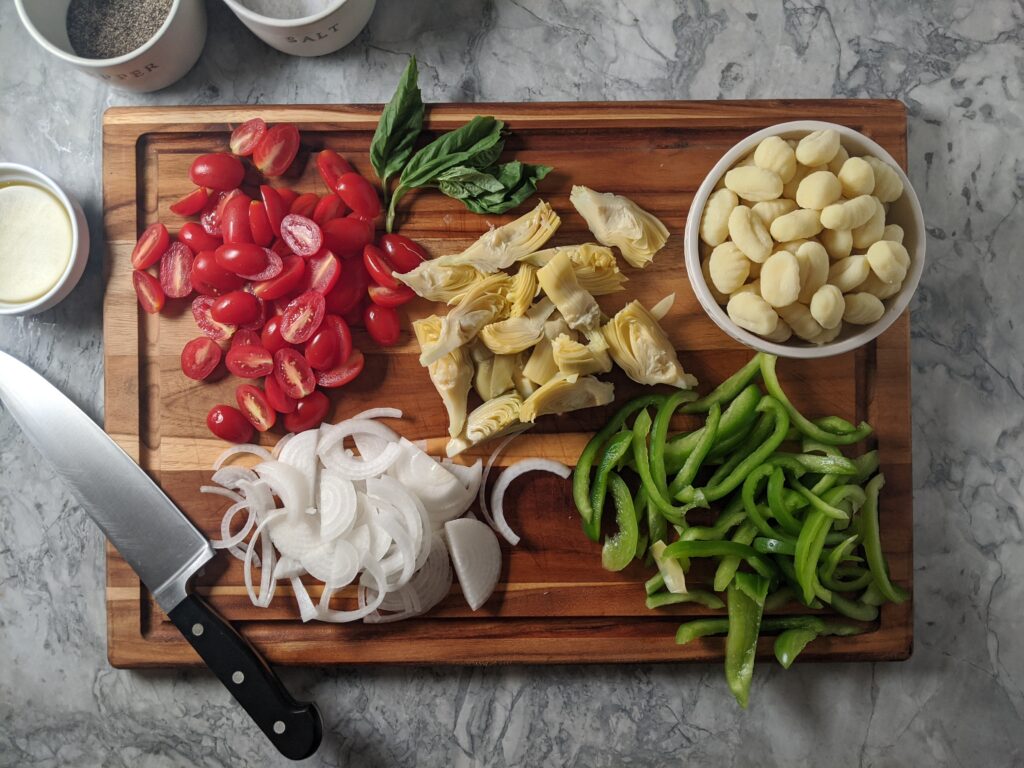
[0,163,90,317]
[221,0,376,57]
[684,120,925,359]
[15,0,207,93]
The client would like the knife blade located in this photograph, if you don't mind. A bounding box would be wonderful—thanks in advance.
[0,350,322,760]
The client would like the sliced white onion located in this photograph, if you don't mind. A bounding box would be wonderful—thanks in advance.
[300,538,360,589]
[212,466,258,489]
[244,509,286,608]
[478,430,526,530]
[278,429,320,512]
[445,518,502,611]
[266,508,322,559]
[211,501,256,550]
[273,556,305,580]
[351,407,403,421]
[374,505,416,588]
[370,533,452,622]
[236,480,274,522]
[318,471,358,541]
[200,485,244,505]
[317,558,387,622]
[289,576,319,623]
[318,419,403,479]
[489,459,571,546]
[271,433,294,460]
[253,460,312,513]
[366,475,427,569]
[214,443,272,470]
[650,292,676,320]
[390,439,476,524]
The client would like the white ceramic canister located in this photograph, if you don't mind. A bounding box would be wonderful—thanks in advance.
[15,0,207,93]
[221,0,376,57]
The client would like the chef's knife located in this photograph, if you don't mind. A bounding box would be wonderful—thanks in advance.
[0,351,322,761]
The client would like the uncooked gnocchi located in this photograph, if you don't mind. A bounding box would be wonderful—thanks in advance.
[828,255,870,292]
[866,240,909,284]
[751,199,798,228]
[699,188,739,247]
[727,292,779,336]
[809,284,845,329]
[843,293,885,324]
[728,205,773,262]
[820,194,877,230]
[759,250,801,307]
[753,136,797,183]
[796,171,842,210]
[863,156,904,202]
[708,242,751,294]
[795,242,830,303]
[724,166,783,202]
[851,197,886,249]
[770,209,822,242]
[820,227,853,260]
[837,157,874,198]
[795,129,841,167]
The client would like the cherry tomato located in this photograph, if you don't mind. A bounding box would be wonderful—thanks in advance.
[324,259,370,314]
[191,250,244,295]
[207,404,254,443]
[334,172,380,219]
[301,250,341,295]
[284,390,330,432]
[181,337,222,380]
[368,283,416,308]
[280,291,326,344]
[280,214,323,258]
[253,123,300,177]
[235,384,276,431]
[252,255,306,301]
[201,189,243,236]
[365,303,400,346]
[221,193,253,244]
[226,345,274,378]
[312,194,345,226]
[270,237,294,258]
[131,222,170,270]
[342,297,368,328]
[322,314,353,365]
[190,153,245,191]
[229,118,268,157]
[216,243,268,276]
[248,201,274,247]
[316,149,353,190]
[303,325,340,371]
[238,297,267,332]
[289,192,319,218]
[211,290,261,325]
[232,329,262,348]
[159,241,194,298]
[322,215,373,258]
[260,315,291,353]
[260,185,287,237]
[243,252,284,282]
[378,233,429,273]
[263,374,296,414]
[132,270,165,314]
[276,188,299,208]
[362,244,401,289]
[179,221,223,252]
[192,296,237,341]
[273,348,316,399]
[317,348,364,388]
[169,187,209,217]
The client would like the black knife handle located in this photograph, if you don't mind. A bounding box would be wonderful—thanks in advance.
[168,593,322,761]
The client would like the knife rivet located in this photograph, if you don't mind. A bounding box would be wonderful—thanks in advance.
[191,623,204,637]
[273,721,286,735]
[232,671,245,684]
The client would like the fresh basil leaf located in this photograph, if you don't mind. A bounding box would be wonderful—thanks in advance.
[437,161,553,215]
[398,116,505,191]
[370,56,424,189]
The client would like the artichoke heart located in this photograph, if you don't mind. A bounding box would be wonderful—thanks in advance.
[536,250,601,331]
[602,300,698,390]
[522,315,571,385]
[551,332,613,376]
[412,316,473,438]
[446,392,525,457]
[394,262,485,302]
[520,373,615,423]
[479,298,556,355]
[569,186,669,269]
[523,243,627,295]
[445,200,560,272]
[512,351,537,398]
[420,274,511,366]
[506,263,539,317]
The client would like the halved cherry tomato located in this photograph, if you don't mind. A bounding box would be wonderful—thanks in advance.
[322,314,353,365]
[216,243,268,275]
[235,384,276,432]
[273,348,316,399]
[317,348,364,388]
[179,221,223,252]
[263,374,296,414]
[254,123,300,177]
[260,315,292,353]
[276,188,300,208]
[280,214,323,257]
[362,244,401,289]
[316,149,353,191]
[260,185,287,237]
[312,194,345,226]
[169,187,209,217]
[226,345,274,378]
[289,192,319,218]
[325,259,369,314]
[365,303,400,346]
[238,251,283,282]
[159,242,194,298]
[207,404,253,443]
[238,296,267,331]
[342,297,367,328]
[249,201,274,246]
[132,270,165,314]
[334,172,380,219]
[232,329,262,348]
[131,222,170,270]
[191,250,244,295]
[181,337,223,380]
[280,290,326,344]
[284,390,330,432]
[368,283,416,308]
[190,153,245,191]
[211,290,261,325]
[303,325,340,371]
[378,233,429,273]
[201,189,243,236]
[192,296,237,341]
[301,250,341,295]
[252,255,305,300]
[230,118,268,157]
[221,193,253,244]
[322,215,373,258]
[270,237,294,258]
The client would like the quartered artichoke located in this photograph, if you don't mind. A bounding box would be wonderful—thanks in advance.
[446,392,525,457]
[394,262,485,302]
[523,243,627,295]
[512,351,537,398]
[412,315,473,438]
[569,186,669,269]
[478,297,556,355]
[602,300,698,390]
[419,274,511,366]
[444,200,561,272]
[505,263,539,317]
[520,373,615,423]
[551,332,613,377]
[522,315,571,385]
[536,250,601,331]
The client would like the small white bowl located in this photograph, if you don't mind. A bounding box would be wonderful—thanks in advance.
[0,163,90,317]
[684,120,925,359]
[15,0,207,93]
[221,0,376,57]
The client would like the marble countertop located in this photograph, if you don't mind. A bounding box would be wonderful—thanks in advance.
[2,1,1022,765]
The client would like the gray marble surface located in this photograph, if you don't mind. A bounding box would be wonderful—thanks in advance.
[1,1,1022,765]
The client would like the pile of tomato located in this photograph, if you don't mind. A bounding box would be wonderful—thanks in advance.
[129,117,428,443]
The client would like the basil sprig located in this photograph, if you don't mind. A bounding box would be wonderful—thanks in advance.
[437,161,553,215]
[369,56,424,198]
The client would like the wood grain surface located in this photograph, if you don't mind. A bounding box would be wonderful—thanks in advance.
[102,100,912,667]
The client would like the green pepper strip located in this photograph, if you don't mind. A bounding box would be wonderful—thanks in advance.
[585,431,633,540]
[774,618,869,668]
[632,484,649,561]
[726,572,770,708]
[675,614,866,647]
[713,521,758,593]
[705,414,758,460]
[790,477,849,521]
[860,473,909,603]
[763,585,797,612]
[795,510,832,605]
[665,384,761,472]
[680,505,746,542]
[829,592,880,622]
[600,473,639,571]
[681,352,764,414]
[814,415,858,434]
[645,590,725,610]
[767,467,804,537]
[645,572,665,596]
[753,537,797,556]
[650,390,698,496]
[675,618,730,644]
[662,539,776,581]
[819,535,860,583]
[705,409,775,488]
[668,403,721,496]
[741,466,790,541]
[823,484,867,517]
[860,581,886,606]
[820,566,873,593]
[770,452,859,476]
[759,355,873,445]
[632,409,696,525]
[853,450,880,485]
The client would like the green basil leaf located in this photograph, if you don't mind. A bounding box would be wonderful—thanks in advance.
[440,161,552,215]
[398,116,505,191]
[370,56,424,189]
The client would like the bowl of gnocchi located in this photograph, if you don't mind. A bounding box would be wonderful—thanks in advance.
[684,120,925,358]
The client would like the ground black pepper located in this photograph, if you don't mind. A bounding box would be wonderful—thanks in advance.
[66,0,173,60]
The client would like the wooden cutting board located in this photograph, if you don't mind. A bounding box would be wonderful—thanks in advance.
[102,100,912,667]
